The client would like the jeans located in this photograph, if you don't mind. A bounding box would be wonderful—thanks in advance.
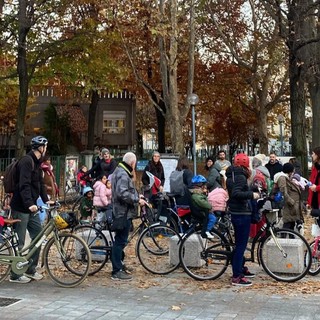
[206,213,217,232]
[11,211,42,278]
[111,218,132,274]
[231,214,251,278]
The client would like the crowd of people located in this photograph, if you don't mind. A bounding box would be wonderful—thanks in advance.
[5,136,320,287]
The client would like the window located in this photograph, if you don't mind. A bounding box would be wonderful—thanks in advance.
[103,111,126,134]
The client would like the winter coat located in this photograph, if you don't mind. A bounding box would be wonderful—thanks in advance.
[274,172,303,223]
[100,158,117,178]
[190,188,212,220]
[225,165,254,216]
[308,164,320,209]
[11,151,49,213]
[80,197,93,218]
[265,160,283,180]
[207,162,222,192]
[208,187,229,212]
[141,160,165,187]
[41,163,59,199]
[112,162,139,220]
[93,180,109,207]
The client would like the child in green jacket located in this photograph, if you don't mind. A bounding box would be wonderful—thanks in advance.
[189,175,217,239]
[79,187,94,221]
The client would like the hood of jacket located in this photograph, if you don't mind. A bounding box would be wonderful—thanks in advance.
[226,165,247,180]
[256,165,270,178]
[274,172,287,184]
[213,162,222,172]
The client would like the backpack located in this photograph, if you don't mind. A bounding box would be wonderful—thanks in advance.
[3,155,34,193]
[169,170,185,196]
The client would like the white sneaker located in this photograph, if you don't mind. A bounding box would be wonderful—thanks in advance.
[9,275,31,283]
[24,272,43,281]
[205,231,214,239]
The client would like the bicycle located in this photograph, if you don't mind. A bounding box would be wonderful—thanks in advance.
[179,199,312,282]
[73,200,181,275]
[307,208,320,275]
[0,203,91,287]
[63,179,82,207]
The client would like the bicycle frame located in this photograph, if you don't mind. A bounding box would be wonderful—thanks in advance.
[0,218,57,275]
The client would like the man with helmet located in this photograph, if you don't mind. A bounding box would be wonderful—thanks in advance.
[225,153,260,287]
[9,136,50,283]
[189,175,216,239]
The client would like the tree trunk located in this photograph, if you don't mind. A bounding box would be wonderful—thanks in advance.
[136,130,143,158]
[309,83,320,148]
[156,105,166,153]
[87,89,100,150]
[289,55,307,175]
[15,0,29,158]
[257,107,269,155]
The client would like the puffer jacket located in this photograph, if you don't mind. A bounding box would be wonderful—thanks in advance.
[226,166,254,215]
[112,162,139,220]
[189,188,212,221]
[274,172,303,223]
[93,180,109,207]
[208,187,228,211]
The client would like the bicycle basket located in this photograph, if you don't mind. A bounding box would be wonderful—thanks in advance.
[54,212,78,230]
[311,223,320,237]
[264,209,278,224]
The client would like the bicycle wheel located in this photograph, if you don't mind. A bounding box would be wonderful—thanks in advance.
[73,225,110,275]
[136,224,180,274]
[259,228,311,282]
[0,238,14,283]
[307,240,320,276]
[43,233,91,287]
[72,195,83,220]
[64,185,81,207]
[179,229,230,281]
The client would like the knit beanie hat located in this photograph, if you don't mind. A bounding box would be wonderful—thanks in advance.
[283,162,294,174]
[101,148,110,155]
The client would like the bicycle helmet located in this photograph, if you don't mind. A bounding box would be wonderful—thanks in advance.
[191,175,207,186]
[54,212,77,230]
[234,153,249,168]
[83,186,93,195]
[31,136,48,149]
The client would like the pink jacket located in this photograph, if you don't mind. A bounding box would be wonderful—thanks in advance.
[208,188,229,211]
[106,188,112,203]
[93,181,109,207]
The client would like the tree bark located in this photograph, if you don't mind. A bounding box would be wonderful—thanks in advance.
[15,0,29,158]
[87,89,100,150]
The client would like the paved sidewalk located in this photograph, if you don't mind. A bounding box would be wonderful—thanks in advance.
[0,275,320,320]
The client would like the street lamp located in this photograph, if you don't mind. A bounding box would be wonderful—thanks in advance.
[277,114,285,156]
[150,128,155,150]
[187,93,199,174]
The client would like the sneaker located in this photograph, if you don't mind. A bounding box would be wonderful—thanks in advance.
[231,276,252,287]
[202,231,214,239]
[111,270,133,281]
[9,275,31,284]
[243,267,255,278]
[24,272,43,281]
[122,264,134,274]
